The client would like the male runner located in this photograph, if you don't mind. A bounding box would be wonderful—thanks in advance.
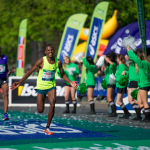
[0,46,11,120]
[10,44,78,135]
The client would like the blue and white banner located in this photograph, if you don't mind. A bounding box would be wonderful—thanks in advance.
[57,14,88,64]
[80,2,109,83]
[86,17,103,59]
[59,27,78,63]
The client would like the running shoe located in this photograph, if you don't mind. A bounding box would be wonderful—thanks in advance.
[44,128,53,135]
[3,113,9,120]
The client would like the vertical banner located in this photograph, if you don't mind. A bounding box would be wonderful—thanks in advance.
[80,2,109,83]
[136,0,147,55]
[16,19,28,76]
[57,14,88,63]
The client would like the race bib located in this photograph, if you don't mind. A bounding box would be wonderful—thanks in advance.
[42,69,55,81]
[0,65,5,74]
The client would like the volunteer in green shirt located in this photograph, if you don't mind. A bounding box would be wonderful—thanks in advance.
[82,56,97,114]
[127,46,150,122]
[10,44,78,135]
[122,58,142,121]
[103,52,117,117]
[115,54,131,119]
[58,56,79,114]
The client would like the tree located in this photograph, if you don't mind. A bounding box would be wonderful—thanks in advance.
[0,0,149,66]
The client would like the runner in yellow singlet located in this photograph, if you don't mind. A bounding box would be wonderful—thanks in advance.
[10,44,78,135]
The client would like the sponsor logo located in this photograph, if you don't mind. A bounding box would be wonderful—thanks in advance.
[88,26,99,56]
[89,44,95,56]
[147,40,150,45]
[61,34,74,58]
[18,84,64,97]
[111,38,150,53]
[96,8,105,15]
[91,26,98,46]
[134,38,141,46]
[0,123,82,135]
[18,84,36,97]
[63,34,74,52]
[59,27,78,63]
[61,50,69,58]
[70,19,82,27]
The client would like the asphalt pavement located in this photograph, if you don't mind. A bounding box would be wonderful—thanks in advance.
[0,99,150,130]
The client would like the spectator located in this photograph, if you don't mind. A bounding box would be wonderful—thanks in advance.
[147,55,150,63]
[10,67,16,76]
[124,54,130,67]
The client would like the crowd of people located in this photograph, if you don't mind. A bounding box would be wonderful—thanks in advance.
[1,44,150,135]
[58,46,150,123]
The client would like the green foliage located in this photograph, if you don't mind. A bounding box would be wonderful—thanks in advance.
[0,0,149,66]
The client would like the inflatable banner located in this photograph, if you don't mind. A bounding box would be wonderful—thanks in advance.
[80,1,109,83]
[57,14,88,63]
[136,0,147,54]
[104,20,150,55]
[16,19,28,76]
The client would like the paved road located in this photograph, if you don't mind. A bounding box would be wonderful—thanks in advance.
[0,100,150,130]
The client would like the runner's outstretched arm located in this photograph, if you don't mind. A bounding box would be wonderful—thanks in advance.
[10,58,43,90]
[58,60,78,89]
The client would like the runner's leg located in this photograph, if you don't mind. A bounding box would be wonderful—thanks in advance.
[37,93,46,113]
[1,83,8,113]
[47,88,56,127]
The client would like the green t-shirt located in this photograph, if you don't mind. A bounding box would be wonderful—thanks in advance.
[104,62,116,85]
[57,63,79,85]
[83,58,97,86]
[10,72,16,76]
[125,61,138,82]
[115,63,129,88]
[128,50,150,88]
